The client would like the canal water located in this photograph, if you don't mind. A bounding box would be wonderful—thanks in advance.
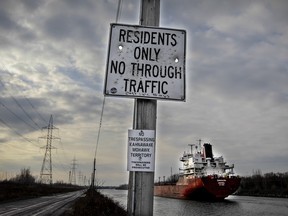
[100,189,288,216]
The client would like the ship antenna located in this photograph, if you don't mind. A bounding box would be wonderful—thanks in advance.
[198,139,202,153]
[188,144,194,154]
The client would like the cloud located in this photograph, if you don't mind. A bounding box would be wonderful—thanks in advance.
[0,0,288,185]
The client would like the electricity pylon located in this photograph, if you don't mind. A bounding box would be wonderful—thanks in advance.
[70,157,77,185]
[39,115,60,184]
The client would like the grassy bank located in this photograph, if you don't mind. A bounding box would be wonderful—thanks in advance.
[63,188,127,216]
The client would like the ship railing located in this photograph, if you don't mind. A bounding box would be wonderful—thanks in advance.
[180,157,186,162]
[180,157,192,162]
[180,156,189,161]
[154,182,177,186]
[205,173,240,179]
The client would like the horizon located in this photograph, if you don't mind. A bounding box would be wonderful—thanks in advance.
[1,0,288,186]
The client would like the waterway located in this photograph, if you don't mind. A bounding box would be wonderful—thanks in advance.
[100,189,288,216]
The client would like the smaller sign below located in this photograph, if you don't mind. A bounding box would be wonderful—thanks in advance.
[127,129,155,172]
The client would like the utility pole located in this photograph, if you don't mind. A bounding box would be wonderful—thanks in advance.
[69,171,71,184]
[40,115,59,184]
[127,1,160,215]
[91,158,96,189]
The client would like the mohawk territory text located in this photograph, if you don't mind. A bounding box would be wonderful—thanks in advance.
[109,27,184,97]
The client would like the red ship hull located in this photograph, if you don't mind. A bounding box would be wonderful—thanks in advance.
[154,176,241,200]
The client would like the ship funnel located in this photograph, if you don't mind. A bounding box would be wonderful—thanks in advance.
[203,143,213,160]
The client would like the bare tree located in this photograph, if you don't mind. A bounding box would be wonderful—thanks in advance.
[11,168,36,184]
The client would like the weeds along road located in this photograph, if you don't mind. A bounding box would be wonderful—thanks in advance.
[0,190,85,216]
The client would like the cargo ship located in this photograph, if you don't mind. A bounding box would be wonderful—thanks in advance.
[154,140,241,200]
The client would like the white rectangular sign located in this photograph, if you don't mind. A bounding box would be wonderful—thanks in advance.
[104,23,186,101]
[127,129,155,172]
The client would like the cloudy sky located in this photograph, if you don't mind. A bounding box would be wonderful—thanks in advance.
[0,0,287,186]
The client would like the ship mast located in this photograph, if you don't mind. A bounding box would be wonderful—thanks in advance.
[198,139,202,153]
[188,144,195,155]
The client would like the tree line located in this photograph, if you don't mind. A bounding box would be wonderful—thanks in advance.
[236,170,288,198]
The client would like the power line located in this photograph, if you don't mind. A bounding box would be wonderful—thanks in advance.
[24,96,47,124]
[94,97,106,159]
[0,101,38,130]
[0,78,42,129]
[53,145,71,171]
[116,0,123,23]
[91,0,123,188]
[0,134,40,153]
[10,94,42,129]
[0,63,47,126]
[93,0,122,170]
[0,117,39,148]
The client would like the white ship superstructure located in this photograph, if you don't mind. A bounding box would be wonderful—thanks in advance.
[180,142,236,178]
